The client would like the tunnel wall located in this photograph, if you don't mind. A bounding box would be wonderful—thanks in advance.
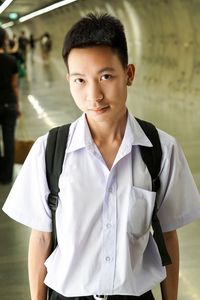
[9,0,200,101]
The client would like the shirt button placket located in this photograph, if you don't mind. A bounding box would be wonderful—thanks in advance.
[101,181,117,292]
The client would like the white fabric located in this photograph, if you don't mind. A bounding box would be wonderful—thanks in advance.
[2,113,200,296]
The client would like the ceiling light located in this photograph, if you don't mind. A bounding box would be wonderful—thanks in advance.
[9,12,18,20]
[19,0,77,23]
[0,0,14,14]
[1,21,14,28]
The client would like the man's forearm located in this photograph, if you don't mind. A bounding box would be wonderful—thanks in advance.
[160,230,179,300]
[28,230,52,300]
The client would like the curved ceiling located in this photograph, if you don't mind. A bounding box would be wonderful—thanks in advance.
[0,0,58,22]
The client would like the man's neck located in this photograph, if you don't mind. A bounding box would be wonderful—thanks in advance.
[87,111,128,146]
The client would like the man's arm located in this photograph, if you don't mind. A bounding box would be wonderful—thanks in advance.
[28,229,52,300]
[11,73,20,115]
[160,230,179,300]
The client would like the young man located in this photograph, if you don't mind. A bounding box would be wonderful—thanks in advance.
[2,13,200,300]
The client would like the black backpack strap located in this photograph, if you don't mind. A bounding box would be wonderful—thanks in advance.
[136,118,172,266]
[136,118,161,192]
[45,123,70,251]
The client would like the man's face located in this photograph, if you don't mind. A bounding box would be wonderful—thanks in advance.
[67,46,135,124]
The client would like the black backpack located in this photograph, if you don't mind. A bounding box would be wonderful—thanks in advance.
[45,118,172,267]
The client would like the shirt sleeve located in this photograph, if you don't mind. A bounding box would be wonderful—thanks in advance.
[157,131,200,232]
[2,135,52,232]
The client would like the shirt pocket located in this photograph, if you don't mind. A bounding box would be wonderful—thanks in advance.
[127,186,156,238]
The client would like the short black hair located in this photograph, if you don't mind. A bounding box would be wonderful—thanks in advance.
[62,13,128,69]
[0,28,6,48]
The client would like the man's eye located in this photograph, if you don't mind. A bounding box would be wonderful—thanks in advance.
[74,78,84,84]
[101,74,112,80]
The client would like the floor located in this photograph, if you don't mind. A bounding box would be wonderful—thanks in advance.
[0,50,200,300]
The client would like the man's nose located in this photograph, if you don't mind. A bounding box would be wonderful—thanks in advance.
[86,82,104,104]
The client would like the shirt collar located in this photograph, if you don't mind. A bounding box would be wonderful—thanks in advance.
[66,112,152,154]
[126,114,153,147]
[66,114,93,153]
[112,113,152,163]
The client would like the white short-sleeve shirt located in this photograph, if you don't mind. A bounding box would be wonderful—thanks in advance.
[2,113,200,296]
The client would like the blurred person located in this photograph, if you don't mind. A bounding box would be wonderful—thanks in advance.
[0,28,20,184]
[29,33,36,63]
[18,30,29,68]
[40,32,52,64]
[2,13,200,300]
[9,39,26,78]
[12,33,18,49]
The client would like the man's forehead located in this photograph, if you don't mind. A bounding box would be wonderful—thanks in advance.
[68,47,123,74]
[68,46,119,62]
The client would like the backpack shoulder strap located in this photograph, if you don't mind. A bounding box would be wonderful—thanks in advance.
[135,118,161,192]
[45,123,70,250]
[135,118,172,266]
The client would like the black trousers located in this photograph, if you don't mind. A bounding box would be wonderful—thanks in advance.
[50,292,155,300]
[0,110,17,183]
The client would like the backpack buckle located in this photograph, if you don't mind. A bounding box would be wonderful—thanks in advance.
[48,194,59,212]
[94,296,108,300]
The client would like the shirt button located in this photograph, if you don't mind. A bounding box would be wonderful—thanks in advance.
[109,187,113,193]
[106,223,112,229]
[105,256,111,262]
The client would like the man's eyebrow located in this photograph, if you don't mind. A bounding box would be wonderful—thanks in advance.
[97,67,115,74]
[70,72,85,77]
[70,67,115,77]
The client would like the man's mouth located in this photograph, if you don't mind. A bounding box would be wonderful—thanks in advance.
[88,105,109,112]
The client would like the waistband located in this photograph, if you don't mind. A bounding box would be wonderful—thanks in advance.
[49,291,155,300]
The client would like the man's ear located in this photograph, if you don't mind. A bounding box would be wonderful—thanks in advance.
[66,73,70,82]
[126,64,135,86]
